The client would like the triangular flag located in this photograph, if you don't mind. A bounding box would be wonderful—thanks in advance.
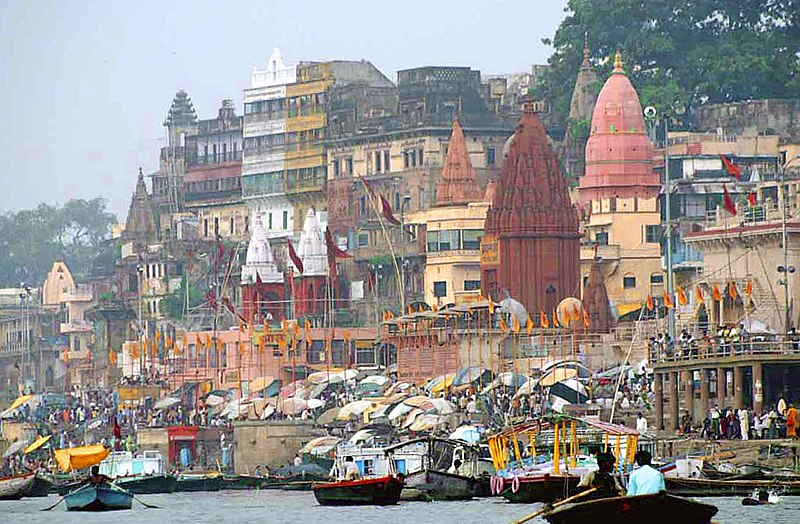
[571,304,580,321]
[712,284,722,301]
[418,304,425,314]
[695,285,704,304]
[728,281,738,299]
[663,290,674,309]
[720,154,741,180]
[132,344,139,360]
[748,192,757,206]
[723,186,737,216]
[646,295,654,311]
[206,334,213,349]
[582,308,590,329]
[488,299,495,315]
[293,321,300,337]
[552,309,560,328]
[380,194,402,226]
[512,315,520,334]
[407,304,414,315]
[526,316,533,336]
[304,318,311,332]
[499,317,508,332]
[109,349,117,366]
[745,280,753,297]
[165,335,173,348]
[540,310,550,329]
[677,285,688,306]
[382,311,388,322]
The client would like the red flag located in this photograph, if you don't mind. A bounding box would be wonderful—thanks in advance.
[325,228,351,259]
[380,194,401,226]
[723,186,737,216]
[287,238,304,274]
[748,192,757,206]
[255,273,264,295]
[720,154,741,180]
[206,289,218,310]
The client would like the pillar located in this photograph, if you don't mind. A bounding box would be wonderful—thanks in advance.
[700,368,710,415]
[654,372,663,431]
[684,370,695,422]
[716,367,726,408]
[734,366,744,409]
[753,362,763,413]
[670,371,680,432]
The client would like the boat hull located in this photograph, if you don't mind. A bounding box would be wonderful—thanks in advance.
[666,477,800,497]
[313,476,404,506]
[64,483,133,512]
[0,473,35,500]
[542,493,717,524]
[23,473,53,497]
[501,474,582,503]
[174,474,222,492]
[403,469,475,500]
[114,474,177,494]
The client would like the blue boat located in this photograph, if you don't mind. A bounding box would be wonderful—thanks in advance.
[64,481,133,511]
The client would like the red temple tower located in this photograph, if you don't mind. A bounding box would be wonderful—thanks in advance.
[481,105,580,314]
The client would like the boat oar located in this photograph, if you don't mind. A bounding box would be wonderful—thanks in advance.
[132,494,160,509]
[40,495,66,511]
[512,488,598,524]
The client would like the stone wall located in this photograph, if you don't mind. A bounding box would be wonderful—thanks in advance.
[696,99,800,141]
[232,420,325,473]
[136,427,169,462]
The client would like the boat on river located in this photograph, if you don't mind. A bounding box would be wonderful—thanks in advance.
[312,475,404,506]
[174,472,223,492]
[0,472,35,500]
[64,481,133,511]
[541,493,718,524]
[99,451,176,494]
[665,476,800,497]
[23,471,54,497]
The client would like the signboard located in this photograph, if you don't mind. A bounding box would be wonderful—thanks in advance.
[480,234,499,265]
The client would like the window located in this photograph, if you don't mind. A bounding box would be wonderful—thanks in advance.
[464,280,481,291]
[282,210,288,230]
[214,218,219,236]
[418,148,424,166]
[359,196,367,217]
[433,281,447,297]
[439,230,460,250]
[268,212,273,229]
[375,151,382,173]
[395,192,400,211]
[486,147,496,165]
[229,217,235,236]
[358,233,369,248]
[426,231,437,252]
[383,150,390,172]
[419,187,427,208]
[213,144,218,163]
[645,225,661,244]
[623,276,636,289]
[345,157,353,175]
[462,229,482,250]
[650,273,664,284]
[595,231,609,245]
[333,159,340,177]
[245,216,250,234]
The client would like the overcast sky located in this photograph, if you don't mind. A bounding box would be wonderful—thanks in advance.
[0,0,568,219]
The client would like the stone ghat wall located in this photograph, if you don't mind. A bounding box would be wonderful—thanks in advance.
[232,420,325,473]
[696,99,800,141]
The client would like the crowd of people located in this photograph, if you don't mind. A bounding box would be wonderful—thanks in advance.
[696,398,799,440]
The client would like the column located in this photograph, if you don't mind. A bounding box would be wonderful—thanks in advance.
[752,362,763,413]
[670,371,680,432]
[734,366,744,409]
[700,368,710,416]
[684,369,695,422]
[654,372,663,431]
[716,367,726,407]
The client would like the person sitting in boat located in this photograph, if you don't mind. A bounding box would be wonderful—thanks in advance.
[88,465,111,486]
[343,456,361,481]
[627,450,665,496]
[447,459,463,476]
[577,452,624,498]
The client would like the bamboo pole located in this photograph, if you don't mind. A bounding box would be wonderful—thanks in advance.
[553,422,560,474]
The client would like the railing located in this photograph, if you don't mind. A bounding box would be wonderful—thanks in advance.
[186,150,243,167]
[651,337,800,364]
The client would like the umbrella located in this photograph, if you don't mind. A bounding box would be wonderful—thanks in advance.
[154,396,180,410]
[334,369,358,381]
[550,378,589,405]
[3,439,29,458]
[409,414,444,432]
[449,425,481,444]
[300,436,341,454]
[337,400,374,420]
[24,435,52,454]
[453,366,491,387]
[539,367,578,387]
[429,374,457,395]
[1,394,35,419]
[279,397,308,416]
[261,404,276,420]
[512,378,540,399]
[205,394,226,407]
[541,359,591,378]
[401,408,424,429]
[424,397,456,415]
[249,376,276,393]
[307,371,331,385]
[496,372,529,388]
[424,373,454,393]
[307,398,325,410]
[361,375,388,386]
[280,380,306,399]
[402,395,432,408]
[384,382,411,396]
[309,382,333,399]
[316,407,341,425]
[349,429,375,445]
[388,403,414,421]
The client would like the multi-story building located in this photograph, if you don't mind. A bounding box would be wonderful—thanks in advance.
[184,99,246,241]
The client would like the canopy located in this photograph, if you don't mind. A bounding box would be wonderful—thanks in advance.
[300,436,341,454]
[2,439,28,458]
[24,435,52,454]
[249,376,276,393]
[154,396,180,410]
[449,425,481,444]
[54,444,110,472]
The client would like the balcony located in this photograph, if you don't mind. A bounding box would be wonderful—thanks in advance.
[60,320,93,334]
[580,243,620,262]
[186,150,243,168]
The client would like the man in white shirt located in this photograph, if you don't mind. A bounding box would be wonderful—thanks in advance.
[627,450,665,496]
[636,412,648,433]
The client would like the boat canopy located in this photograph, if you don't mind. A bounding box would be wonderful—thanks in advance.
[55,444,110,472]
[23,434,52,454]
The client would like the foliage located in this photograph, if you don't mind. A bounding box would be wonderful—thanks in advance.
[161,274,206,320]
[535,0,800,128]
[0,198,116,286]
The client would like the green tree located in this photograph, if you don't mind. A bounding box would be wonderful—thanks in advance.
[536,0,800,130]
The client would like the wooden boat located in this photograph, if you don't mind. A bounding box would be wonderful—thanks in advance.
[403,468,476,500]
[666,476,800,496]
[542,493,718,524]
[114,473,177,494]
[742,497,772,505]
[500,473,582,503]
[221,474,265,490]
[174,472,223,492]
[312,475,404,506]
[64,481,133,511]
[23,471,54,497]
[0,472,35,500]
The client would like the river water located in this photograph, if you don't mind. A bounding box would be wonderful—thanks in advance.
[2,491,798,523]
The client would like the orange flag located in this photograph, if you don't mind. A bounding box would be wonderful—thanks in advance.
[407,304,414,315]
[293,321,300,337]
[343,329,351,341]
[132,344,140,359]
[382,311,388,322]
[663,290,675,309]
[432,303,439,313]
[695,285,704,304]
[677,285,688,306]
[571,304,580,321]
[488,299,495,315]
[304,318,311,332]
[582,308,590,329]
[499,317,508,332]
[745,280,753,297]
[552,309,560,328]
[712,284,722,301]
[206,333,213,349]
[728,281,738,299]
[197,334,203,349]
[646,295,655,312]
[281,319,289,333]
[540,310,550,329]
[109,349,117,366]
[165,335,173,349]
[512,315,520,334]
[526,316,534,336]
[259,335,266,353]
[155,331,161,342]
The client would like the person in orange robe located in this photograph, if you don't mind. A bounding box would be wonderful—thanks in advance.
[787,404,798,439]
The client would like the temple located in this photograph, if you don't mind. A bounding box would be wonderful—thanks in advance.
[435,118,482,206]
[564,33,599,179]
[581,257,615,333]
[292,209,329,317]
[481,105,580,314]
[241,216,285,323]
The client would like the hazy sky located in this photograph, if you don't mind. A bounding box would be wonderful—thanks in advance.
[0,0,569,219]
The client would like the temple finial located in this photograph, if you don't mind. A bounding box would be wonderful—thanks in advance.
[613,50,624,72]
[582,32,590,67]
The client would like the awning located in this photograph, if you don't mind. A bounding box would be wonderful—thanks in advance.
[249,376,275,393]
[616,302,643,317]
[6,394,34,412]
[54,444,110,472]
[24,435,52,454]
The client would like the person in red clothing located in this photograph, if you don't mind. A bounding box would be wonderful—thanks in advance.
[787,403,798,439]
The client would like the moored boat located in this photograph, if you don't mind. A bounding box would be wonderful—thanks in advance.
[221,474,264,490]
[174,472,223,492]
[665,476,800,497]
[499,473,582,503]
[114,473,177,494]
[0,472,35,500]
[23,471,54,497]
[402,469,476,500]
[64,481,133,512]
[541,493,718,524]
[312,475,404,506]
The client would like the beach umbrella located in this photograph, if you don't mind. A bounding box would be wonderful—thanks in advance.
[409,414,444,432]
[154,396,181,410]
[541,359,591,378]
[449,425,481,444]
[512,378,540,399]
[280,380,306,399]
[24,435,52,454]
[384,382,411,396]
[429,374,457,395]
[205,394,226,407]
[261,404,275,420]
[402,395,432,408]
[249,376,276,394]
[309,382,333,399]
[388,402,414,421]
[496,372,529,388]
[306,371,331,385]
[538,367,578,387]
[424,373,454,394]
[300,436,341,454]
[1,394,35,419]
[316,407,341,425]
[307,398,325,410]
[358,382,383,395]
[348,429,375,445]
[401,408,424,429]
[334,369,358,381]
[423,397,456,415]
[337,400,374,420]
[361,375,388,386]
[452,366,491,387]
[279,397,308,416]
[549,378,589,405]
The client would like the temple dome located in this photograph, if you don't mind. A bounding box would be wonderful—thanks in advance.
[580,52,658,203]
[242,215,283,284]
[296,209,328,276]
[436,118,481,206]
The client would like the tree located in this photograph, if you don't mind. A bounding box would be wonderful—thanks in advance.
[535,0,800,130]
[0,198,116,286]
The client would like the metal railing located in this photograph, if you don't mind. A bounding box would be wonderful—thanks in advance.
[651,337,800,363]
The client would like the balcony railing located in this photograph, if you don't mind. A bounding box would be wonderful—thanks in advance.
[186,150,243,167]
[651,337,800,364]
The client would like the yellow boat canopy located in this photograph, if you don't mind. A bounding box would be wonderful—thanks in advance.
[429,374,456,394]
[54,444,110,472]
[6,394,34,412]
[24,435,52,454]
